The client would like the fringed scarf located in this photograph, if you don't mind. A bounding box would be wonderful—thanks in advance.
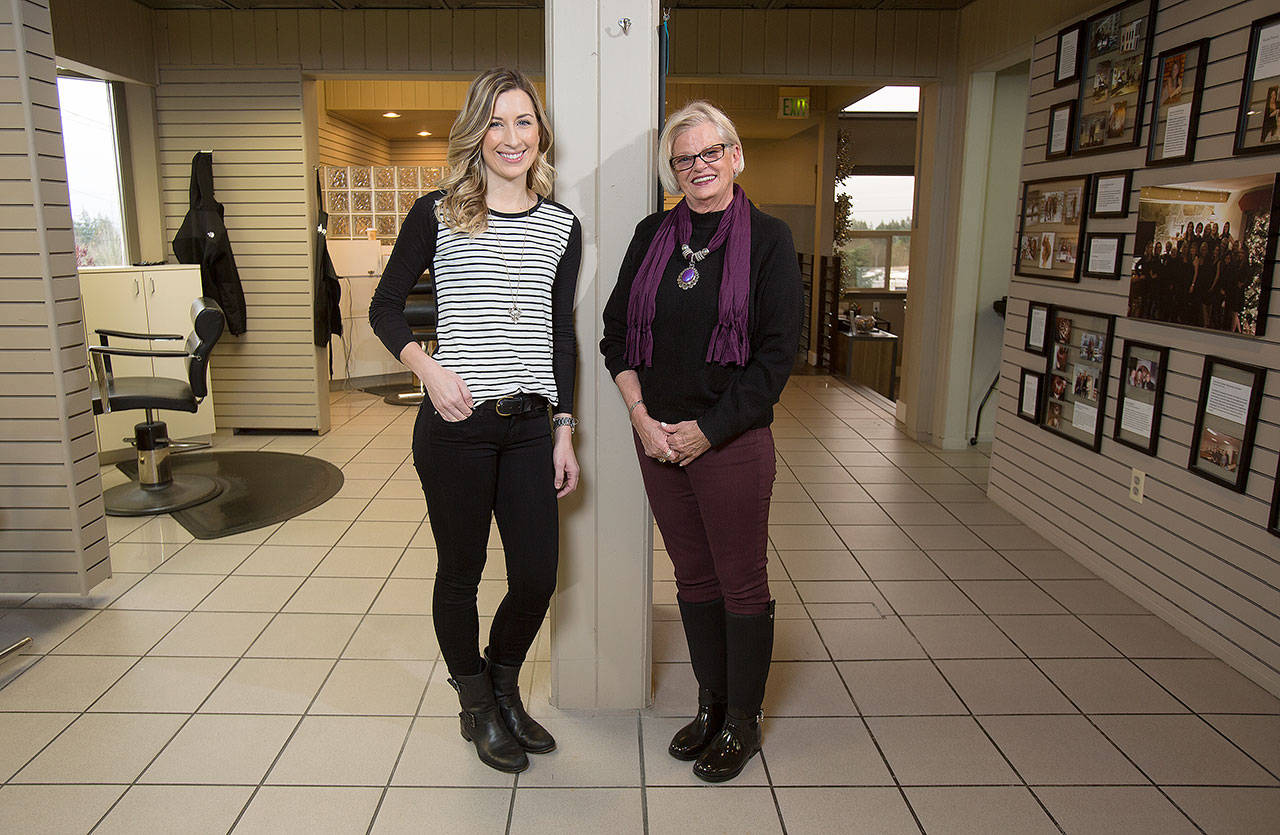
[624,184,751,367]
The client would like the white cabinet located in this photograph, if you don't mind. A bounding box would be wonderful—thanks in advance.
[79,265,216,455]
[327,240,405,381]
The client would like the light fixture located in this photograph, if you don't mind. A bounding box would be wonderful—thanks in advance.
[382,111,401,118]
[417,130,432,137]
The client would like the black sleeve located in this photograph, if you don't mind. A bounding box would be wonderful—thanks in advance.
[600,214,662,379]
[696,219,802,447]
[551,216,582,414]
[369,194,439,360]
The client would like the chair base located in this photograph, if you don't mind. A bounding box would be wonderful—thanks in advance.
[383,388,425,407]
[104,474,223,517]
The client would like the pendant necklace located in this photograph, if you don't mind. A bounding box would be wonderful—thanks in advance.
[678,243,709,290]
[495,218,529,324]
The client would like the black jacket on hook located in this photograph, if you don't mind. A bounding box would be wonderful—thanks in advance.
[172,152,247,335]
[313,171,343,348]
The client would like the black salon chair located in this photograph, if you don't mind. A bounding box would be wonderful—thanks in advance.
[383,274,437,406]
[89,297,225,516]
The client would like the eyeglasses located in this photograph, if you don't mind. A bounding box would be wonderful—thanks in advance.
[669,143,730,172]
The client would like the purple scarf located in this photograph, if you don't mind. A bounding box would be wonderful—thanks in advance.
[624,184,751,367]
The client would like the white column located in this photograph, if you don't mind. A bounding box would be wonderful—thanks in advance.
[545,0,660,709]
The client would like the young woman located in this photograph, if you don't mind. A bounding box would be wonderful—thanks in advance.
[370,68,581,774]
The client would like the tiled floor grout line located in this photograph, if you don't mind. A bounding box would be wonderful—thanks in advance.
[636,713,649,835]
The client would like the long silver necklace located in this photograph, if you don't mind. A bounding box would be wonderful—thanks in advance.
[678,243,709,290]
[495,220,529,324]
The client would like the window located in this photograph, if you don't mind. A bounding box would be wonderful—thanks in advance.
[835,175,914,291]
[57,76,128,267]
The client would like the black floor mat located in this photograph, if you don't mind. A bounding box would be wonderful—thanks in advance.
[117,451,344,540]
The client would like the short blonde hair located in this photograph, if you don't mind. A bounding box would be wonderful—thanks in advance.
[657,100,744,196]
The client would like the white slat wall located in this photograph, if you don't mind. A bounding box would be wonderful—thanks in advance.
[155,67,322,430]
[991,0,1280,696]
[318,112,391,168]
[0,0,108,593]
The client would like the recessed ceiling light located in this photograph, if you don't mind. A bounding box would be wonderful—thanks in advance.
[383,111,401,118]
[417,130,432,137]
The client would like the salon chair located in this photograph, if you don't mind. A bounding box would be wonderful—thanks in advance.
[89,297,225,516]
[383,274,437,406]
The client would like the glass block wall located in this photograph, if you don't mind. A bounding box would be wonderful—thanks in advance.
[322,165,446,241]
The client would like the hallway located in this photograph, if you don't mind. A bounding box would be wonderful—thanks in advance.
[0,375,1277,833]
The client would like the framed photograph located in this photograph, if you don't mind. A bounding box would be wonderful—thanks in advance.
[1046,101,1075,159]
[1091,170,1132,218]
[1018,369,1044,423]
[1187,356,1266,492]
[1149,40,1208,166]
[1056,23,1085,88]
[1039,306,1115,452]
[1113,340,1169,455]
[1129,173,1279,337]
[1016,175,1089,282]
[1073,0,1157,155]
[1234,13,1280,156]
[1084,233,1125,279]
[1025,301,1051,355]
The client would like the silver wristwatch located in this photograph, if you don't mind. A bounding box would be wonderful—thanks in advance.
[552,415,578,433]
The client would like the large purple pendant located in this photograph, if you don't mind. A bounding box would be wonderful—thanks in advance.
[677,264,699,290]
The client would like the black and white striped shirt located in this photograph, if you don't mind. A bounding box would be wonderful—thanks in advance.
[370,191,581,412]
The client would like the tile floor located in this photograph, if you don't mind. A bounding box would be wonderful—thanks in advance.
[1,375,1278,833]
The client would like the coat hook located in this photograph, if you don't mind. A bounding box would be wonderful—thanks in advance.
[618,18,631,35]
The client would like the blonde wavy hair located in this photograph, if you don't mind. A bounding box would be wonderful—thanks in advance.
[657,100,745,196]
[435,68,555,236]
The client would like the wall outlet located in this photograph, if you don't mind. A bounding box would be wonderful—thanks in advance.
[872,300,881,315]
[1129,468,1145,503]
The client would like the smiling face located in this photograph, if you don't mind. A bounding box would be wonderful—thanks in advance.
[671,122,740,213]
[481,88,539,189]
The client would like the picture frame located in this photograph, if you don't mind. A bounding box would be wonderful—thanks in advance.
[1129,173,1279,337]
[1091,169,1132,218]
[1269,456,1280,537]
[1233,13,1280,157]
[1025,301,1051,355]
[1148,39,1208,166]
[1055,23,1085,88]
[1084,233,1125,279]
[1018,369,1044,423]
[1187,356,1266,493]
[1046,100,1075,160]
[1015,175,1089,283]
[1113,340,1169,456]
[1073,0,1157,156]
[1039,306,1115,452]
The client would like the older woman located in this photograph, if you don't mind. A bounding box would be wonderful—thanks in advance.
[600,100,801,783]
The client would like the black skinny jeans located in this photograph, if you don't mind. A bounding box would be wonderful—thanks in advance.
[413,401,559,677]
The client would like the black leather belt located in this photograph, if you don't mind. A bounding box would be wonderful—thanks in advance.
[491,393,548,417]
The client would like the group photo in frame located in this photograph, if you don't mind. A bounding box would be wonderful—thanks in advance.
[1091,170,1132,218]
[1024,301,1051,355]
[1073,0,1156,155]
[1188,356,1266,493]
[1085,233,1125,279]
[1039,306,1115,451]
[1016,175,1088,282]
[1113,340,1169,455]
[1149,39,1208,165]
[1129,174,1279,336]
[1018,369,1044,423]
[1233,12,1280,156]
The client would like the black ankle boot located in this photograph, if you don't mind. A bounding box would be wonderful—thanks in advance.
[449,662,529,773]
[693,712,762,783]
[692,600,774,783]
[669,597,728,761]
[668,687,727,761]
[485,650,555,754]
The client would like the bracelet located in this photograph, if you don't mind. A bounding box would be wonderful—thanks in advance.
[627,398,645,415]
[552,415,578,434]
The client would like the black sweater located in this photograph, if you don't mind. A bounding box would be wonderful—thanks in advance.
[600,203,802,447]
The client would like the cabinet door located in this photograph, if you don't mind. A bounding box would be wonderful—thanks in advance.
[80,271,151,379]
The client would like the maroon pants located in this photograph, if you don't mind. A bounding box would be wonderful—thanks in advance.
[634,427,775,614]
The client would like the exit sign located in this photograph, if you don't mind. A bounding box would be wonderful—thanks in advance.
[779,96,810,118]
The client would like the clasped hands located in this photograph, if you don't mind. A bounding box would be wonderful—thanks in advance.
[634,410,710,467]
